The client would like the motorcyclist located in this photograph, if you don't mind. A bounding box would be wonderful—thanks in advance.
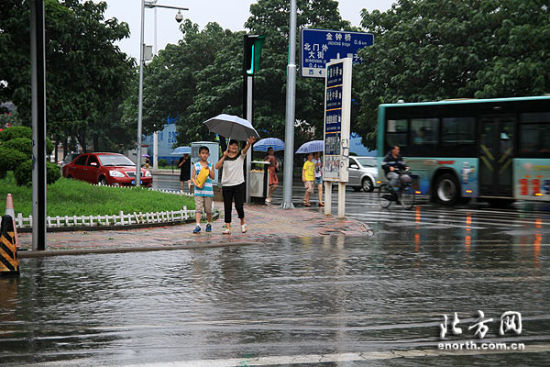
[382,145,411,191]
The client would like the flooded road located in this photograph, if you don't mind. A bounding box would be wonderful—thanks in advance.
[2,182,550,366]
[2,231,549,366]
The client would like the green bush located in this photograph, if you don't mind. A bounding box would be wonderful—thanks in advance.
[0,126,54,155]
[13,160,61,186]
[47,162,61,184]
[0,147,28,173]
[158,158,167,167]
[14,159,32,186]
[0,126,32,142]
[2,137,32,157]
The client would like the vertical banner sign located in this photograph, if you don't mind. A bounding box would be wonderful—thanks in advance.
[323,58,352,182]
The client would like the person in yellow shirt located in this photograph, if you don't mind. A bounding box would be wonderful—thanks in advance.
[302,153,315,207]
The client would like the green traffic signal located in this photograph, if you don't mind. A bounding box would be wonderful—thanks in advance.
[244,34,265,76]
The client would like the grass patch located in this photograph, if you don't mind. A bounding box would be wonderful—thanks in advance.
[0,172,194,217]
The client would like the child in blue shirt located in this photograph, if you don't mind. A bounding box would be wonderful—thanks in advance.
[191,146,215,233]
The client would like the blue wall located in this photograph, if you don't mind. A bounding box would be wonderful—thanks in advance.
[143,117,179,163]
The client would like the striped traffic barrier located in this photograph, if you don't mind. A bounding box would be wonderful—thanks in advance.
[0,215,20,277]
[5,194,20,248]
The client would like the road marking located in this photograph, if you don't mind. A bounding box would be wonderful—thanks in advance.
[119,344,550,367]
[348,209,548,227]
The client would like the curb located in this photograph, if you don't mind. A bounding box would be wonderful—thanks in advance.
[18,241,261,258]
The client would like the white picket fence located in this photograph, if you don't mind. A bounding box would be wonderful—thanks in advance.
[10,206,200,229]
[1,187,208,230]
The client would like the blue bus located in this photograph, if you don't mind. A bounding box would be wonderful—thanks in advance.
[376,96,550,205]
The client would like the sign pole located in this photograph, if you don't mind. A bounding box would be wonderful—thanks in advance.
[338,182,346,217]
[324,181,332,215]
[282,0,297,209]
[322,58,352,219]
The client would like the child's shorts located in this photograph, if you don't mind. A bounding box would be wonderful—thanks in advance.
[194,196,213,214]
[314,176,322,185]
[304,181,314,193]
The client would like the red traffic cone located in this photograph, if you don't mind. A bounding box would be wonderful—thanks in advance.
[4,194,20,249]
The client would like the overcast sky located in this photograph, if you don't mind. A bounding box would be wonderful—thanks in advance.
[100,0,396,59]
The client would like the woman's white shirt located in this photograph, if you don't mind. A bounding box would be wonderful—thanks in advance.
[221,154,245,186]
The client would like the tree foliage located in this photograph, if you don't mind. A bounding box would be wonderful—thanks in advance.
[245,0,351,145]
[121,21,235,143]
[355,0,550,147]
[123,0,351,148]
[0,0,134,153]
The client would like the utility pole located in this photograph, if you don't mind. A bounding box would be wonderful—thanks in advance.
[30,0,47,250]
[137,1,188,185]
[282,0,297,209]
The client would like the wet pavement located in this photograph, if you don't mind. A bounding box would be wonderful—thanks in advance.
[16,203,369,252]
[2,181,550,366]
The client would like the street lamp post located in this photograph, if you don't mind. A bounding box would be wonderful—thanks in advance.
[137,1,188,186]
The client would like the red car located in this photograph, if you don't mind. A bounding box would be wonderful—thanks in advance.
[62,152,153,187]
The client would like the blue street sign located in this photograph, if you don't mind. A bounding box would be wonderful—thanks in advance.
[301,28,374,78]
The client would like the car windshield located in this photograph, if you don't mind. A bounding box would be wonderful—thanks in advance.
[356,158,377,167]
[97,155,135,167]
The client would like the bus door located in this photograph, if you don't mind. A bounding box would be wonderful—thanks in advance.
[479,115,515,197]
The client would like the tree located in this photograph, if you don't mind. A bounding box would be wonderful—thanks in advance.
[125,0,352,149]
[355,0,550,148]
[244,0,351,146]
[120,20,234,144]
[0,0,134,153]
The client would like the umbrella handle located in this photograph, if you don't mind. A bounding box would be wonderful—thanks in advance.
[224,136,231,155]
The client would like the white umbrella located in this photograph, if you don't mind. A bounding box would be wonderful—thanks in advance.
[203,114,260,141]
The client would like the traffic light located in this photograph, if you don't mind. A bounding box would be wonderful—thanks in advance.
[243,34,265,76]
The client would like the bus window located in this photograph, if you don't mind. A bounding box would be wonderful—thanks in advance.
[386,119,408,148]
[442,117,475,144]
[441,117,476,156]
[411,118,438,144]
[520,124,550,154]
[409,118,438,156]
[520,112,550,155]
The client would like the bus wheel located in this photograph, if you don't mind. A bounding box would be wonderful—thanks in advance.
[435,173,459,206]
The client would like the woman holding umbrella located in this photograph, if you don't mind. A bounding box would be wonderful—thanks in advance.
[215,136,256,234]
[264,147,279,204]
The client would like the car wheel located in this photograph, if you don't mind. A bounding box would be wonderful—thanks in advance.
[435,173,460,206]
[362,177,374,192]
[98,176,108,186]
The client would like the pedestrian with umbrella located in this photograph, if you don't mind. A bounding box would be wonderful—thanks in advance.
[142,154,151,169]
[296,140,324,206]
[254,138,284,204]
[173,147,192,193]
[264,147,280,204]
[205,114,259,235]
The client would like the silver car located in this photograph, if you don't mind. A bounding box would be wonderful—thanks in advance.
[348,156,379,192]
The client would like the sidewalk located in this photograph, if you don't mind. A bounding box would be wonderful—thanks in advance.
[17,203,372,255]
